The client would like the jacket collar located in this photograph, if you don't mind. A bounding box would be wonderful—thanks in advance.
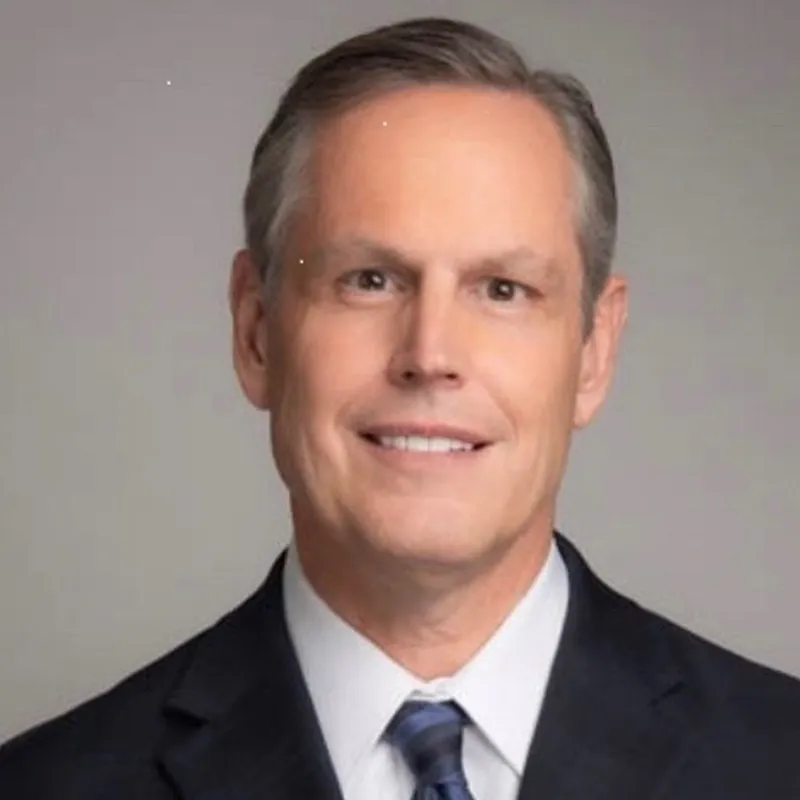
[158,534,696,800]
[158,552,343,800]
[516,533,698,800]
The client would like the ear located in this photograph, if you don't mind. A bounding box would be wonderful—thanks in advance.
[229,249,272,410]
[573,275,628,429]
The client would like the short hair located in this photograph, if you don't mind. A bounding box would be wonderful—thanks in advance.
[243,17,617,335]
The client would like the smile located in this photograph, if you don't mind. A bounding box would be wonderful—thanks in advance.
[364,434,481,453]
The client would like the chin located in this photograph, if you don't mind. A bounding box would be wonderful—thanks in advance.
[354,509,499,570]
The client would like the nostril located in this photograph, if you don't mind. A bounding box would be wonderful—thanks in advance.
[398,369,459,383]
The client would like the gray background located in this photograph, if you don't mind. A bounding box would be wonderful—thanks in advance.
[1,0,798,741]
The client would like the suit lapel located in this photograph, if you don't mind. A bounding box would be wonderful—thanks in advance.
[157,552,344,800]
[155,535,701,799]
[517,534,700,800]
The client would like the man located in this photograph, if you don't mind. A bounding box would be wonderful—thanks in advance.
[1,16,798,800]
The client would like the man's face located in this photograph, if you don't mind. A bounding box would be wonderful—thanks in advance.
[233,85,626,573]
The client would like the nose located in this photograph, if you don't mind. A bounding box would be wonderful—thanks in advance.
[386,281,467,390]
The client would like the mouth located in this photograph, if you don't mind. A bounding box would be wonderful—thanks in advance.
[358,429,492,455]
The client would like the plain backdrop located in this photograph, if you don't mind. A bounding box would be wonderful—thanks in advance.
[1,0,798,741]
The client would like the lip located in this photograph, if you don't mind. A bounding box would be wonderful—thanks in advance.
[358,434,491,470]
[359,422,492,447]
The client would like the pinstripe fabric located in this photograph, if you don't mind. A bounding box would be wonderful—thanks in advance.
[385,701,476,800]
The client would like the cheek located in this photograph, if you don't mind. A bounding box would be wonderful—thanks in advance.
[480,328,581,442]
[278,312,386,442]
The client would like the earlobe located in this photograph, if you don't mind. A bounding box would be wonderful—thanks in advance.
[230,249,272,410]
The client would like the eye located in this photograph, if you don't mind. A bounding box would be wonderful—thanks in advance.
[340,268,395,293]
[484,277,529,302]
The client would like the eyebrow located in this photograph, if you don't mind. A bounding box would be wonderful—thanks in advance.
[313,237,560,283]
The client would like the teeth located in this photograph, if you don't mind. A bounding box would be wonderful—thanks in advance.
[376,435,476,453]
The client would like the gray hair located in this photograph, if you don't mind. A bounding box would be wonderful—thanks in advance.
[243,17,617,335]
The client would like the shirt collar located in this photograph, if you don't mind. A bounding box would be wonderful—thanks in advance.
[444,540,569,772]
[283,538,569,785]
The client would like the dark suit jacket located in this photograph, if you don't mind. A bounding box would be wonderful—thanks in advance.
[2,534,799,799]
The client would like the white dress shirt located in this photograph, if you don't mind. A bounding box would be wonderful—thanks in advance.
[283,540,569,800]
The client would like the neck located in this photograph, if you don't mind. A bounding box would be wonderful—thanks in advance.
[293,522,554,680]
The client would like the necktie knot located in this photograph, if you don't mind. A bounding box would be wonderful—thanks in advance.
[385,700,474,798]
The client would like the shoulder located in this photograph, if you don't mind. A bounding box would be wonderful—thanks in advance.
[642,601,800,726]
[558,532,800,784]
[598,576,800,794]
[560,534,800,721]
[0,629,203,798]
[0,558,284,799]
[635,601,800,792]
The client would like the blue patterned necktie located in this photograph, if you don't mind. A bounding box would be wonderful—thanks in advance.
[385,700,477,800]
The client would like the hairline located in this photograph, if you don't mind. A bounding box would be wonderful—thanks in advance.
[260,81,600,325]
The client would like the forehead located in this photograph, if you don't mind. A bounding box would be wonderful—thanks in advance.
[302,85,578,268]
